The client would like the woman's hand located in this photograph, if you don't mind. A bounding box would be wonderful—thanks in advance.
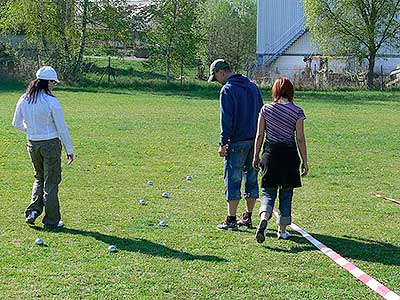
[252,156,260,170]
[301,162,309,177]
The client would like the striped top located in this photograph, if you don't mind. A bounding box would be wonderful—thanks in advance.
[260,102,306,143]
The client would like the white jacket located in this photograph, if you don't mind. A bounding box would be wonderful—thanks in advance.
[12,92,74,154]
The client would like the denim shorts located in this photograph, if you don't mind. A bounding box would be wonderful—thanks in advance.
[224,140,259,201]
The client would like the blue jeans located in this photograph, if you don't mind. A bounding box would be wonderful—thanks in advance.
[224,140,259,201]
[259,187,293,225]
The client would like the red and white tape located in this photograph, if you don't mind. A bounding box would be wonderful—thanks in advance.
[371,192,400,205]
[272,211,399,299]
[289,223,399,300]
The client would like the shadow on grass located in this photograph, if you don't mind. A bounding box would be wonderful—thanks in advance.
[33,226,227,262]
[263,231,400,266]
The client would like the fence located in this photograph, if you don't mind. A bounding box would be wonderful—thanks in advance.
[250,64,400,90]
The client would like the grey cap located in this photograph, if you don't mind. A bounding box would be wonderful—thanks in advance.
[208,59,230,82]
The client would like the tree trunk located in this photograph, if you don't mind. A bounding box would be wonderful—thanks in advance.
[367,51,376,89]
[56,0,71,74]
[74,0,89,78]
[166,55,171,84]
[37,2,50,60]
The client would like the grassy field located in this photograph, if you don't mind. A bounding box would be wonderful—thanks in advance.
[0,80,399,299]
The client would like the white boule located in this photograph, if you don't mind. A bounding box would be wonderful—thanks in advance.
[162,192,169,198]
[108,245,117,252]
[159,220,168,227]
[186,175,193,181]
[147,180,154,186]
[139,199,146,205]
[35,238,44,245]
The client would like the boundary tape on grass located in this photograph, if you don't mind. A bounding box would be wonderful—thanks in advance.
[371,192,400,205]
[272,211,399,300]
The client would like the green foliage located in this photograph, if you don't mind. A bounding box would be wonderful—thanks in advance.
[199,0,257,72]
[0,0,133,80]
[144,0,202,83]
[304,0,400,88]
[1,85,400,299]
[87,0,132,52]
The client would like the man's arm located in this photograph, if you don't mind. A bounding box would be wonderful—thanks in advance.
[220,89,234,146]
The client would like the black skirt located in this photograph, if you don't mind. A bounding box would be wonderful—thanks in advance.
[260,141,302,189]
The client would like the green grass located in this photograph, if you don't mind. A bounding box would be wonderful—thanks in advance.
[0,83,399,299]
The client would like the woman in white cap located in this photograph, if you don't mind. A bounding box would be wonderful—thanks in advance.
[12,66,74,229]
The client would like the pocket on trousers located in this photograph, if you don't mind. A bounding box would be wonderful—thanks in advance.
[260,151,270,171]
[46,164,62,184]
[43,142,61,159]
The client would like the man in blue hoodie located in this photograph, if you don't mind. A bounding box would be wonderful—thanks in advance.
[208,59,264,231]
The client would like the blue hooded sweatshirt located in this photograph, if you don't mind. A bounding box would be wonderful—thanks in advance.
[220,74,264,145]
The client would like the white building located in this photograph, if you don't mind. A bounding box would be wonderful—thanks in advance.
[256,0,400,80]
[127,0,149,5]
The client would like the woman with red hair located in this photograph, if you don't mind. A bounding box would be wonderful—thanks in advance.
[252,77,308,243]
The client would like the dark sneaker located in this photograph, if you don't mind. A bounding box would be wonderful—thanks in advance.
[25,211,38,225]
[237,212,253,228]
[255,219,268,243]
[217,218,238,231]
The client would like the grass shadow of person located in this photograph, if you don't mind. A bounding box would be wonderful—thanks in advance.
[262,230,400,266]
[32,226,227,262]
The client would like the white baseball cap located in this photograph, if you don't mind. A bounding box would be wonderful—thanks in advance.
[36,66,60,83]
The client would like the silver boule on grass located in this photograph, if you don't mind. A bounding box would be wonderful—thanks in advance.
[35,238,44,245]
[186,175,193,181]
[108,245,117,253]
[147,180,154,186]
[162,192,169,198]
[159,220,168,227]
[138,199,146,205]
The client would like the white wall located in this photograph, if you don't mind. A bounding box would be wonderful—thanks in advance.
[267,32,400,79]
[257,0,400,78]
[257,0,304,55]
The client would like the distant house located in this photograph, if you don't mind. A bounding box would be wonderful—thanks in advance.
[256,0,400,80]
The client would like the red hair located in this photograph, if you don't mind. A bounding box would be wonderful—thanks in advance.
[272,77,294,102]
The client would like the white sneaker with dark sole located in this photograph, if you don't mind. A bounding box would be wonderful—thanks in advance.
[25,211,38,225]
[255,219,268,243]
[44,220,64,230]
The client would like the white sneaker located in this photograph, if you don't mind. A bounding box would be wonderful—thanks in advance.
[44,220,64,230]
[25,211,38,224]
[277,231,290,239]
[255,219,268,243]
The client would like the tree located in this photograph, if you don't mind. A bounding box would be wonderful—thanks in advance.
[144,0,202,83]
[304,0,400,88]
[199,0,257,73]
[0,0,132,80]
